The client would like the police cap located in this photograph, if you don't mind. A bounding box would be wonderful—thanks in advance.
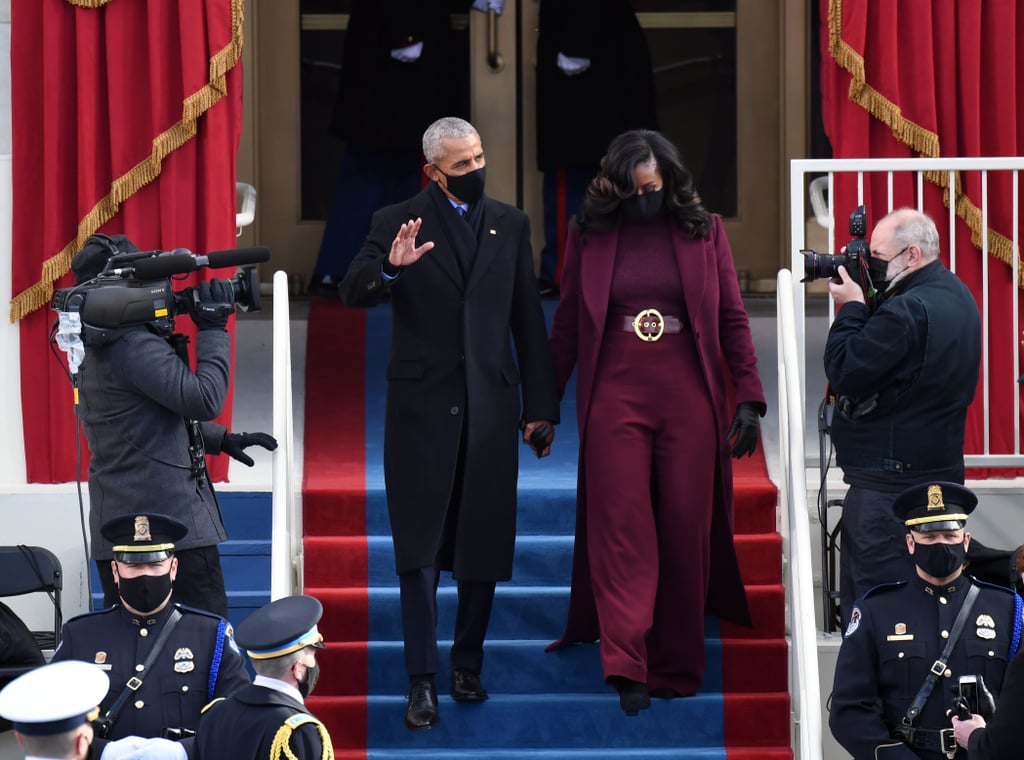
[235,595,327,660]
[0,661,109,736]
[100,513,188,564]
[893,481,976,532]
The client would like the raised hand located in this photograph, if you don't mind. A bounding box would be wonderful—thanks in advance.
[389,217,435,268]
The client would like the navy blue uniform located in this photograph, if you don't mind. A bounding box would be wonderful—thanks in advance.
[195,683,332,760]
[830,577,1022,759]
[51,602,249,750]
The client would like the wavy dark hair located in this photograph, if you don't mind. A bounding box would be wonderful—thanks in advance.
[577,129,709,239]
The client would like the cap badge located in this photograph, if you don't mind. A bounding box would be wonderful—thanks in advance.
[133,515,152,542]
[926,484,945,511]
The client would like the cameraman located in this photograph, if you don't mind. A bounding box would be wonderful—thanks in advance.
[825,208,985,628]
[71,235,276,619]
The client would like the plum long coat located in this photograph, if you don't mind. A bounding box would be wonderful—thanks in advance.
[548,214,766,646]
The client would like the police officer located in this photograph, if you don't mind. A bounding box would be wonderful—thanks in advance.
[195,595,333,760]
[829,482,1023,759]
[50,513,250,756]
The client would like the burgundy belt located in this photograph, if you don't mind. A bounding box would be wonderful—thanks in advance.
[612,308,684,342]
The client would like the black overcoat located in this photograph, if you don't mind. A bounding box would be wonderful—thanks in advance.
[341,185,559,580]
[536,0,658,170]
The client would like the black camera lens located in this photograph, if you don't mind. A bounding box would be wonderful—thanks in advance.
[801,250,849,283]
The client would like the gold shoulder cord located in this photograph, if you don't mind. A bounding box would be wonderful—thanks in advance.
[269,714,335,760]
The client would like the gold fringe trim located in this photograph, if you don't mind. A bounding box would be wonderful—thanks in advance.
[827,0,1022,286]
[65,0,114,7]
[10,0,245,322]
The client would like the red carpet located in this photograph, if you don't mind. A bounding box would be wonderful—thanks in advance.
[301,299,790,757]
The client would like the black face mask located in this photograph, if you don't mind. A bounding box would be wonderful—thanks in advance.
[622,189,664,221]
[867,256,890,288]
[912,539,966,579]
[867,247,908,288]
[117,572,173,613]
[436,166,486,205]
[297,661,320,699]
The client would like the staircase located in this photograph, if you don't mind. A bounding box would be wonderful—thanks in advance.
[301,300,792,758]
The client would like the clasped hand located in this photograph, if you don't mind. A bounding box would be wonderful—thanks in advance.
[388,218,435,269]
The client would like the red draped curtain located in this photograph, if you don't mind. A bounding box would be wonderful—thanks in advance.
[820,0,1024,476]
[9,0,244,483]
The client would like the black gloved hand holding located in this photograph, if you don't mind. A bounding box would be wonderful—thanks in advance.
[189,279,235,331]
[221,431,278,466]
[727,402,761,458]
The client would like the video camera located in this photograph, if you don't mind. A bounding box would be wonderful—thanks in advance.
[800,205,872,289]
[51,246,270,346]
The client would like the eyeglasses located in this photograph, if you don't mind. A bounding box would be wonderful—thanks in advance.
[871,244,911,260]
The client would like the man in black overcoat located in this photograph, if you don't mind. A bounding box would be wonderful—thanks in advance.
[340,116,559,731]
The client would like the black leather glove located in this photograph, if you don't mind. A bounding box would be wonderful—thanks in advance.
[188,279,235,331]
[221,431,278,466]
[727,402,761,458]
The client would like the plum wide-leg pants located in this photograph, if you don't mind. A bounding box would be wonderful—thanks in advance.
[583,327,716,695]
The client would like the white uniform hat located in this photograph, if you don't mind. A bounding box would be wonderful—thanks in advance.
[0,661,109,736]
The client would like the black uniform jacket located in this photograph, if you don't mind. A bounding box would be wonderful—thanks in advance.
[824,260,981,490]
[195,683,332,760]
[829,576,1022,759]
[340,183,559,579]
[51,602,249,749]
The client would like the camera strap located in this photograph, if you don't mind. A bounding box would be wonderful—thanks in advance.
[901,583,980,727]
[100,608,183,734]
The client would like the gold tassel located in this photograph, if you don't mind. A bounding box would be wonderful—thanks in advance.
[9,0,246,322]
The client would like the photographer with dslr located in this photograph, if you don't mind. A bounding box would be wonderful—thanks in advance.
[829,482,1021,760]
[70,235,277,619]
[824,208,986,629]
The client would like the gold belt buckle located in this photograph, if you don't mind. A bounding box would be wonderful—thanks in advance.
[632,308,664,342]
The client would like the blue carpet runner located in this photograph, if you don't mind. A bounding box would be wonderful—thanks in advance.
[302,299,790,759]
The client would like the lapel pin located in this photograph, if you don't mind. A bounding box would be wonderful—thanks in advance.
[489,229,497,235]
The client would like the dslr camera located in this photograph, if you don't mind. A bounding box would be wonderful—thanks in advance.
[51,247,266,346]
[800,205,872,289]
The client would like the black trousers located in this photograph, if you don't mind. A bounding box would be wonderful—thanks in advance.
[398,564,495,679]
[96,545,228,619]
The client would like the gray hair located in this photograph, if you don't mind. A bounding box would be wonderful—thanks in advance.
[887,207,940,261]
[422,117,478,165]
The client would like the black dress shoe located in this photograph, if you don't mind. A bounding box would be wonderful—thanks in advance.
[404,679,439,730]
[609,676,651,716]
[451,668,489,702]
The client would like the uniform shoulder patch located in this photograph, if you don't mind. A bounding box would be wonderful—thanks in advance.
[844,606,863,637]
[285,713,322,729]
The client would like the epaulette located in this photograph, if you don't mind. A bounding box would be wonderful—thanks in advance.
[862,580,906,598]
[269,713,334,760]
[967,575,1020,596]
[200,697,226,715]
[173,603,229,622]
[62,606,120,625]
